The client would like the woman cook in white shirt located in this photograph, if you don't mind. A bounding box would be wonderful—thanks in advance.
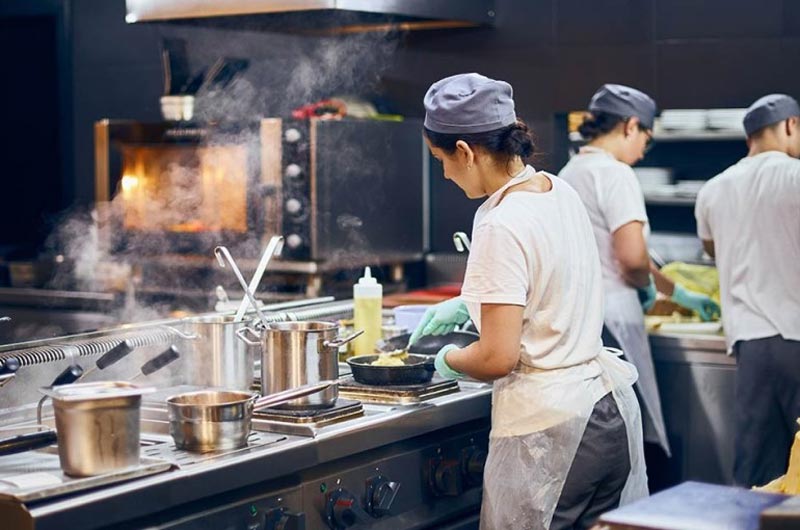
[559,84,720,456]
[410,73,647,530]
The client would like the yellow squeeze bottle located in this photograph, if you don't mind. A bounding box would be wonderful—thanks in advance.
[353,267,383,355]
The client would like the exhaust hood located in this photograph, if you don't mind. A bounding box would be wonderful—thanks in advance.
[125,1,495,32]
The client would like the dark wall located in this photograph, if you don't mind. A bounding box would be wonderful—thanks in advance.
[4,0,799,253]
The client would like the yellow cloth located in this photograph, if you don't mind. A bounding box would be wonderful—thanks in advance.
[660,262,720,304]
[754,419,800,493]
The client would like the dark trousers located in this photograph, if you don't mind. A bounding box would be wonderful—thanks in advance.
[551,393,631,530]
[734,335,800,487]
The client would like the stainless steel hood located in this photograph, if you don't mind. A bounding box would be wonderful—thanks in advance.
[125,0,495,30]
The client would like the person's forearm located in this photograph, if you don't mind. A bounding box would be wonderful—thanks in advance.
[444,340,518,382]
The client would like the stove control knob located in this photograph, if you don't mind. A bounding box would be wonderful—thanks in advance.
[365,475,401,518]
[264,507,306,530]
[325,488,368,529]
[286,234,303,249]
[284,128,302,143]
[430,458,464,497]
[285,198,303,215]
[461,446,488,487]
[285,164,303,178]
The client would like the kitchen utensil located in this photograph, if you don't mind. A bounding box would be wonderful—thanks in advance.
[214,246,270,330]
[453,232,471,252]
[347,354,436,385]
[166,380,335,452]
[237,321,362,409]
[180,314,256,391]
[42,382,154,476]
[0,376,155,470]
[234,235,283,322]
[379,330,479,356]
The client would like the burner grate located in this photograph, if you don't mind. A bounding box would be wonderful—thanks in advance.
[338,376,460,404]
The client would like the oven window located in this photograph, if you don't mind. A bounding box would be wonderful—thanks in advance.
[118,145,248,233]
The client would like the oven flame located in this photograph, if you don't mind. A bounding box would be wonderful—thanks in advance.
[120,174,140,193]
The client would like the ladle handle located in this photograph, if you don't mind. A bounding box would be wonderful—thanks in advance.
[253,380,337,411]
[235,235,283,322]
[324,329,364,349]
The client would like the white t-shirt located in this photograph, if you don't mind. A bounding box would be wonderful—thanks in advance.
[460,165,605,371]
[695,151,800,351]
[558,147,650,294]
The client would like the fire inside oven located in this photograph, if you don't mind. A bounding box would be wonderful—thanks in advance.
[118,144,249,234]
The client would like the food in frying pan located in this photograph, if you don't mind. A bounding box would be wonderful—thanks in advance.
[370,349,408,367]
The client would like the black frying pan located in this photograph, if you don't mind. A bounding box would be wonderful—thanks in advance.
[347,354,436,386]
[347,330,480,385]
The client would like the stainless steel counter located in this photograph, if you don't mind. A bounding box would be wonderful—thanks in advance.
[649,330,736,487]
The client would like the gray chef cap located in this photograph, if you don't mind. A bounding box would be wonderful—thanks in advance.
[424,73,517,134]
[588,84,657,130]
[743,94,800,136]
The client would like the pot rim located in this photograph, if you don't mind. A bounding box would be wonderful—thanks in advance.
[257,320,339,333]
[166,390,258,408]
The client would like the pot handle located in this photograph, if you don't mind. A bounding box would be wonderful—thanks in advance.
[163,325,199,341]
[236,326,261,346]
[324,329,364,349]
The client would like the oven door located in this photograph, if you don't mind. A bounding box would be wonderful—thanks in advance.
[95,121,272,256]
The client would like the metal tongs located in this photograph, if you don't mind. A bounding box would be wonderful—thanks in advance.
[234,235,283,322]
[214,246,270,329]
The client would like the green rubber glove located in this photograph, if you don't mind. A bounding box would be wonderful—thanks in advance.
[671,284,721,321]
[408,298,470,346]
[434,344,464,380]
[637,275,657,313]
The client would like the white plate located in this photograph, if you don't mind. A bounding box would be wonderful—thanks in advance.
[655,322,722,334]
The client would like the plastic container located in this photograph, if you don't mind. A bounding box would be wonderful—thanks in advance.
[352,267,383,355]
[393,305,430,335]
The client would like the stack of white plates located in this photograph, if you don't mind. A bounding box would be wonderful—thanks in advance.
[634,167,673,192]
[707,108,746,131]
[660,109,708,131]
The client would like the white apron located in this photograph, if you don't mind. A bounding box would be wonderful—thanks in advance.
[604,288,670,455]
[479,348,648,530]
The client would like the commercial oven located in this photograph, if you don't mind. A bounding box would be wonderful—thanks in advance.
[95,118,426,262]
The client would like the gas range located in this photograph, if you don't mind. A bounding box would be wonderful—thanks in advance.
[0,380,493,530]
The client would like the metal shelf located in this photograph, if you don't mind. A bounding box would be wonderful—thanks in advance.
[569,130,744,143]
[644,195,696,206]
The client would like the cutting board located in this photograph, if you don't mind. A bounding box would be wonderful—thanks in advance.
[599,481,786,530]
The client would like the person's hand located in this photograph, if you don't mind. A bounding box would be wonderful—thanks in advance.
[637,275,657,313]
[434,344,464,379]
[407,298,470,346]
[671,284,721,321]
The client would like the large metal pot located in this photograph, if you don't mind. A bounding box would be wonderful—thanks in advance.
[42,382,154,477]
[180,315,256,391]
[238,321,362,409]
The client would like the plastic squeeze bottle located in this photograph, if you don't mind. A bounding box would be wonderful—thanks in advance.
[353,267,383,356]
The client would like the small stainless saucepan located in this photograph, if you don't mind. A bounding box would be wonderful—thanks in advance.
[166,380,336,452]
